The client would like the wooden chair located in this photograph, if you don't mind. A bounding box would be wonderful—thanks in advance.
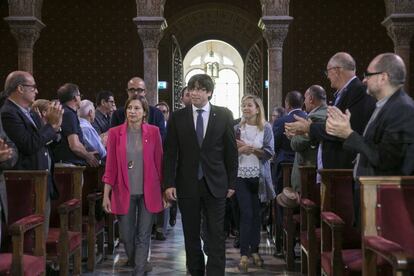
[82,166,105,271]
[319,169,362,276]
[47,165,84,276]
[0,170,48,276]
[360,176,414,276]
[299,165,320,276]
[280,162,297,270]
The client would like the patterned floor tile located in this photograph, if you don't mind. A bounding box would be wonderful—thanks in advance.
[82,213,301,275]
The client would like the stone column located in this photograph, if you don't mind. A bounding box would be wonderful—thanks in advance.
[4,16,45,73]
[382,14,414,93]
[259,16,292,110]
[134,16,167,106]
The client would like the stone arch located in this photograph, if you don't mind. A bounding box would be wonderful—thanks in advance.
[162,3,262,59]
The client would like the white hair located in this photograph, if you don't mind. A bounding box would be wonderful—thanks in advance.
[78,99,95,118]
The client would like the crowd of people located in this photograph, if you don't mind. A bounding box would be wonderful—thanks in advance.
[0,51,413,276]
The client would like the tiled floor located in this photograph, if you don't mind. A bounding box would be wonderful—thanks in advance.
[84,214,301,275]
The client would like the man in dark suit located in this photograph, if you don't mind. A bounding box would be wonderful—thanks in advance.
[326,53,414,180]
[325,53,414,224]
[1,70,63,236]
[272,90,307,255]
[285,52,376,170]
[163,74,238,276]
[110,77,166,139]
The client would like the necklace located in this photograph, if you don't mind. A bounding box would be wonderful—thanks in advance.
[127,127,141,169]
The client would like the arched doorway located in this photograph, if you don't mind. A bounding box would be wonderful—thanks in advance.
[183,40,243,119]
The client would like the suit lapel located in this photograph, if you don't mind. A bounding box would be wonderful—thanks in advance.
[186,106,200,148]
[11,102,38,131]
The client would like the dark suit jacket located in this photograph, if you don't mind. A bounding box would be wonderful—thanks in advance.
[273,109,307,164]
[0,118,18,224]
[344,89,414,176]
[309,77,376,169]
[111,105,166,140]
[162,104,238,198]
[1,99,59,199]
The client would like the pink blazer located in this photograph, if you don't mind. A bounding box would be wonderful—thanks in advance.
[102,122,163,214]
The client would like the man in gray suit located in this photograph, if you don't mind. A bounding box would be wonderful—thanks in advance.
[288,85,327,192]
[0,118,18,247]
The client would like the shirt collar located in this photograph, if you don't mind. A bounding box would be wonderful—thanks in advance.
[8,98,31,114]
[192,102,210,113]
[288,108,302,115]
[335,76,357,96]
[79,117,91,126]
[376,94,391,109]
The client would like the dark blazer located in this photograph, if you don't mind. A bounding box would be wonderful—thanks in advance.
[309,77,376,169]
[162,104,238,198]
[111,105,166,140]
[273,109,307,164]
[0,118,18,224]
[1,99,59,199]
[344,89,414,176]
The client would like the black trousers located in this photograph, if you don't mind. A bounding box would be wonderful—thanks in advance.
[178,178,226,276]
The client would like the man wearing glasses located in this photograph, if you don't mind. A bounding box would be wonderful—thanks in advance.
[285,52,375,170]
[110,77,165,139]
[92,90,115,135]
[325,53,414,220]
[1,70,63,237]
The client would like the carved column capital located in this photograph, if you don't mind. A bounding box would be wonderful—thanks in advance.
[5,16,45,49]
[134,16,167,48]
[259,16,292,48]
[384,0,414,17]
[383,14,414,48]
[260,0,291,16]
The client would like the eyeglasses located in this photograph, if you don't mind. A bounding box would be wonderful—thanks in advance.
[324,67,342,76]
[21,83,37,90]
[127,88,145,94]
[363,71,384,79]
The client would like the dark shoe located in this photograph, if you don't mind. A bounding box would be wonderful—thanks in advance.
[169,217,176,227]
[155,231,166,241]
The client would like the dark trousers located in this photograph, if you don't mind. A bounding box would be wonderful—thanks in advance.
[235,177,261,256]
[179,178,226,276]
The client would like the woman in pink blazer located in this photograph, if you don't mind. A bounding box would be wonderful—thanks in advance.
[102,95,163,275]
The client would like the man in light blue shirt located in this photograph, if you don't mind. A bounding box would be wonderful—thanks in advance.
[78,100,106,160]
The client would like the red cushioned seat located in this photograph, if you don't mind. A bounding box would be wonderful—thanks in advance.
[46,228,82,255]
[0,253,45,276]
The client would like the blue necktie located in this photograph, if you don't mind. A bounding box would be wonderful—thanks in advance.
[196,109,204,179]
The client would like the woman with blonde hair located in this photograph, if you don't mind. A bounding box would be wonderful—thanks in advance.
[235,94,275,272]
[32,99,51,125]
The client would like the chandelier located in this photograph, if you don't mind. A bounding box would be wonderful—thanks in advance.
[204,41,220,79]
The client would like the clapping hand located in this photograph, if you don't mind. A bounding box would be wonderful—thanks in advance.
[326,106,353,139]
[45,101,64,131]
[285,115,312,136]
[0,138,13,162]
